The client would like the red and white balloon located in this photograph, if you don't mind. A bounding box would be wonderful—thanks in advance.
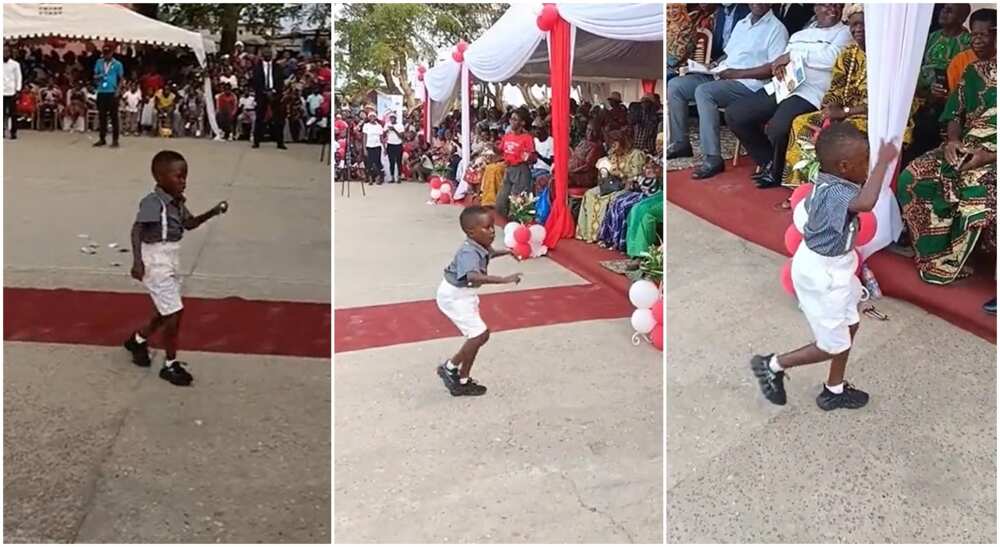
[504,221,547,258]
[629,279,663,351]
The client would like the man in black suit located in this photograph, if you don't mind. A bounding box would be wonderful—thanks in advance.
[773,3,814,35]
[711,4,751,63]
[251,46,286,149]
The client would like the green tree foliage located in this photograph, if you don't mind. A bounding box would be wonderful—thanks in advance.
[335,3,506,107]
[156,3,330,54]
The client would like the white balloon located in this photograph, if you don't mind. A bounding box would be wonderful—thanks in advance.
[628,279,659,309]
[529,224,546,244]
[538,245,548,256]
[504,222,520,236]
[430,188,442,200]
[793,200,808,233]
[440,183,452,194]
[504,232,517,249]
[529,241,542,257]
[630,308,657,334]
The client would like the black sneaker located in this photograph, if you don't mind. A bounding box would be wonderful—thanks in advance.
[449,378,487,397]
[816,382,869,411]
[123,333,151,367]
[159,362,193,386]
[983,297,997,316]
[750,354,787,405]
[93,140,106,147]
[436,362,459,388]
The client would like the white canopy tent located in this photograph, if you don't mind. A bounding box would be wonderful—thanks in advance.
[4,3,222,138]
[421,3,663,248]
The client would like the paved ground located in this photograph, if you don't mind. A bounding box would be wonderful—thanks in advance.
[666,205,996,543]
[3,132,331,543]
[334,182,662,543]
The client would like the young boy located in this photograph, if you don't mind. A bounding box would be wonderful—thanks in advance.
[752,124,897,410]
[436,206,522,396]
[123,150,228,386]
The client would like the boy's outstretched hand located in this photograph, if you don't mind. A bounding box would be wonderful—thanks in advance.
[130,262,145,281]
[214,201,229,215]
[505,273,523,285]
[876,139,899,166]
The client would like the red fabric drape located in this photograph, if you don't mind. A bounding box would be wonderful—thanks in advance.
[641,79,657,94]
[543,15,575,248]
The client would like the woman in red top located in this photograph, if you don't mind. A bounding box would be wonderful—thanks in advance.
[495,108,536,217]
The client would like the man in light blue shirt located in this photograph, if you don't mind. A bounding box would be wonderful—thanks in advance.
[667,4,788,180]
[93,44,125,147]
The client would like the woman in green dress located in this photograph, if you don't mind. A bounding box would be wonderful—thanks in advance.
[897,11,997,286]
[575,130,646,242]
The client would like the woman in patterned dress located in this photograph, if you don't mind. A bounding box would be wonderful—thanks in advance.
[575,130,646,243]
[897,10,997,286]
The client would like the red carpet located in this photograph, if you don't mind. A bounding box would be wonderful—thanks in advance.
[335,284,632,353]
[667,165,996,342]
[4,288,332,357]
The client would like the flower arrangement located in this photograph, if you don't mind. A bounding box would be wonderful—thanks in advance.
[638,244,663,285]
[508,192,538,225]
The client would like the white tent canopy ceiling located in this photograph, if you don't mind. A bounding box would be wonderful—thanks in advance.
[4,3,221,138]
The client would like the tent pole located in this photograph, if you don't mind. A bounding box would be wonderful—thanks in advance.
[460,63,470,185]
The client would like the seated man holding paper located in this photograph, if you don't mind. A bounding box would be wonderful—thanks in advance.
[666,4,788,180]
[725,3,852,189]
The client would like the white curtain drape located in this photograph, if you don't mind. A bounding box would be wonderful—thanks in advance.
[464,4,544,82]
[559,3,664,41]
[860,3,934,258]
[424,58,461,102]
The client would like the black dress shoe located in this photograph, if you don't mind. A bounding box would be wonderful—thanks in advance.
[984,297,997,315]
[751,162,772,181]
[277,143,287,150]
[756,172,781,188]
[666,144,694,159]
[691,161,724,180]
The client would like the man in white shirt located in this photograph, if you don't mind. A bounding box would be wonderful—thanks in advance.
[726,3,852,188]
[532,124,554,178]
[4,45,23,139]
[667,4,788,179]
[361,111,385,184]
[384,112,405,183]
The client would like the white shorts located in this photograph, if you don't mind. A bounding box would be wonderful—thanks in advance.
[791,244,862,355]
[141,241,184,316]
[436,279,487,339]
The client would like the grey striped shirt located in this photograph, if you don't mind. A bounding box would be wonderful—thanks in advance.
[802,172,860,257]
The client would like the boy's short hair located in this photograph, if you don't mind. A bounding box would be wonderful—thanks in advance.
[816,123,867,168]
[459,206,491,231]
[151,150,186,176]
[970,8,997,27]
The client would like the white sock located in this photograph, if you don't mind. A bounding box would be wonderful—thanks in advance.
[445,360,458,371]
[768,354,784,373]
[164,359,176,368]
[459,377,469,384]
[826,382,845,394]
[134,332,146,344]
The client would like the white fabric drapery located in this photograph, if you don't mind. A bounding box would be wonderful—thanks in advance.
[859,3,934,258]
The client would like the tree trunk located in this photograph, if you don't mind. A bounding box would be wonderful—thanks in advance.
[394,58,415,109]
[220,4,240,55]
[516,83,542,109]
[381,68,401,95]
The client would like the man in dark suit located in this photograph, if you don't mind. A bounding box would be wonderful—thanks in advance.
[773,3,815,35]
[251,46,286,149]
[711,4,751,62]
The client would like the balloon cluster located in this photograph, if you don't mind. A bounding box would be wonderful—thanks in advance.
[536,3,559,32]
[428,175,454,205]
[781,183,877,296]
[416,65,426,82]
[503,221,547,260]
[629,279,663,351]
[452,40,468,63]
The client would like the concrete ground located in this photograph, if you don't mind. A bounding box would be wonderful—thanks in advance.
[4,132,331,543]
[666,204,996,543]
[334,182,662,543]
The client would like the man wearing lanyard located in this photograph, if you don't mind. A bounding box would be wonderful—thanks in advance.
[252,46,286,149]
[93,44,124,148]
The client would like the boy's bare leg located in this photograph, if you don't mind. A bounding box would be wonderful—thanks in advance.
[458,330,490,380]
[163,309,184,361]
[776,343,835,369]
[826,323,859,386]
[138,310,167,339]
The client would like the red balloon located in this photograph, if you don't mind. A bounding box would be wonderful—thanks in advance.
[789,183,813,210]
[650,324,663,351]
[513,225,531,244]
[452,50,464,63]
[456,40,468,53]
[651,297,663,325]
[536,3,559,32]
[856,211,877,246]
[513,242,532,260]
[854,249,863,276]
[784,223,802,256]
[438,193,452,204]
[417,65,426,74]
[430,177,442,190]
[780,259,795,296]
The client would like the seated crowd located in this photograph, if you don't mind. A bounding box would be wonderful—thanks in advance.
[666,3,997,311]
[4,40,331,143]
[335,91,665,258]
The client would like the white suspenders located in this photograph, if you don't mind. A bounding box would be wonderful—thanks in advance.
[156,196,168,242]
